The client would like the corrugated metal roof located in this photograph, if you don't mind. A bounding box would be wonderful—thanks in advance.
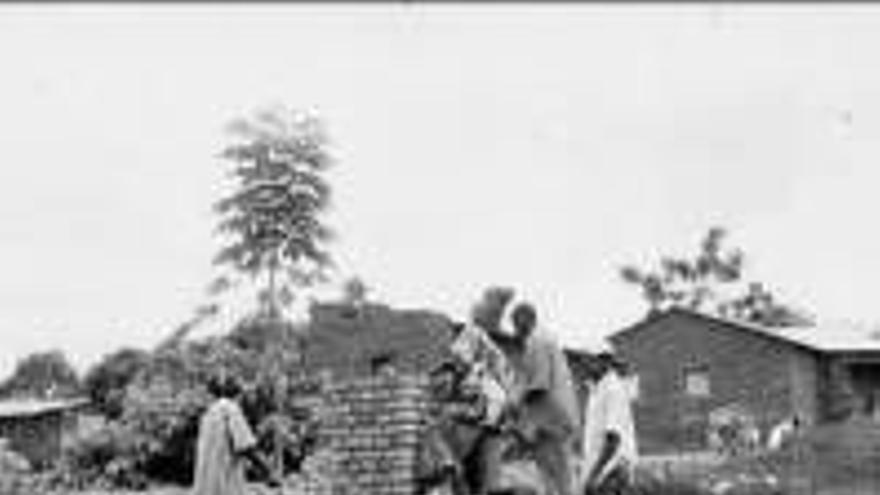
[0,398,88,419]
[772,320,880,352]
[627,307,880,354]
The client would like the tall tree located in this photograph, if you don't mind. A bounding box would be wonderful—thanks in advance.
[211,106,336,319]
[619,227,813,327]
[210,105,336,477]
[619,227,743,313]
[0,350,81,399]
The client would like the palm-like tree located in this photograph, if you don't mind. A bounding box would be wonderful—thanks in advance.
[212,106,335,318]
[211,105,336,478]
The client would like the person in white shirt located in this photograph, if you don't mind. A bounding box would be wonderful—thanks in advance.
[767,415,801,451]
[580,352,638,495]
[192,373,279,495]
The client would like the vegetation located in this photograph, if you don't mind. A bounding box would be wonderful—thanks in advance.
[209,105,338,479]
[40,106,342,492]
[0,350,81,399]
[82,349,150,420]
[55,324,316,490]
[210,105,336,320]
[620,227,814,328]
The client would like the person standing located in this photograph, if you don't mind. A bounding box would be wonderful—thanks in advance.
[445,317,517,495]
[580,352,637,495]
[767,415,801,451]
[192,373,279,495]
[504,301,580,495]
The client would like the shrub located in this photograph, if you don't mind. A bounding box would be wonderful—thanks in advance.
[122,378,211,484]
[58,324,316,490]
[83,348,150,419]
[0,441,34,495]
[0,350,81,399]
[116,337,262,485]
[49,421,149,491]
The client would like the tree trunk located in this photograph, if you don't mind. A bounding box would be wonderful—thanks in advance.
[268,254,285,481]
[268,257,279,319]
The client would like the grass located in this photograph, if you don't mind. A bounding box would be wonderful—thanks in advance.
[47,486,276,495]
[40,419,880,495]
[636,417,880,495]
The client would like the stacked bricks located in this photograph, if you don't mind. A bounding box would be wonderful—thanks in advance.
[310,373,432,495]
[285,447,344,495]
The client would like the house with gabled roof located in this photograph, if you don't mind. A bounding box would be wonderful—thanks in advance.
[609,307,880,454]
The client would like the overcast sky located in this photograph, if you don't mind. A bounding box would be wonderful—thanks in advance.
[2,5,880,376]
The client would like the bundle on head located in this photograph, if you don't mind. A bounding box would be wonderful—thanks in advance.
[471,286,516,334]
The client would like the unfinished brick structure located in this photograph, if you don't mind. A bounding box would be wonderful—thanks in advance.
[293,374,432,495]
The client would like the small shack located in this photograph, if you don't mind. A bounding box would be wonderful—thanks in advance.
[0,397,88,469]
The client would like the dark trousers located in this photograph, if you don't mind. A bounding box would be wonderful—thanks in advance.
[532,434,573,495]
[583,466,630,495]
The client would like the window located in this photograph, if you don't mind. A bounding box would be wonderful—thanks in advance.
[683,365,710,397]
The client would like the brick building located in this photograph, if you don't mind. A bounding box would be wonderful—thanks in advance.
[609,307,880,454]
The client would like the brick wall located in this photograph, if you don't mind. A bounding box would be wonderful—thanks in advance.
[611,311,822,454]
[291,373,431,495]
[788,349,821,426]
[304,304,455,381]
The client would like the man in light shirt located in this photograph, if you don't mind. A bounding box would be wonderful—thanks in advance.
[504,301,580,495]
[580,352,638,495]
[192,373,279,495]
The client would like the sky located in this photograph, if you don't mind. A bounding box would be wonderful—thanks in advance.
[2,4,880,377]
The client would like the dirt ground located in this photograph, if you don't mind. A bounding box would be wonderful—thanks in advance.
[60,484,282,495]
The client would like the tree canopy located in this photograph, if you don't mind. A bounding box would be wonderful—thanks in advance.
[0,349,81,399]
[619,227,814,328]
[210,106,336,320]
[82,348,150,419]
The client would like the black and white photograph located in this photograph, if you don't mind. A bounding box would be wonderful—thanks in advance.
[0,4,878,495]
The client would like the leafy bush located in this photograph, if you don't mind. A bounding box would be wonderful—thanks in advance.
[57,319,316,490]
[115,337,262,485]
[83,348,150,419]
[121,377,212,484]
[51,421,150,491]
[0,441,35,495]
[0,349,81,399]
